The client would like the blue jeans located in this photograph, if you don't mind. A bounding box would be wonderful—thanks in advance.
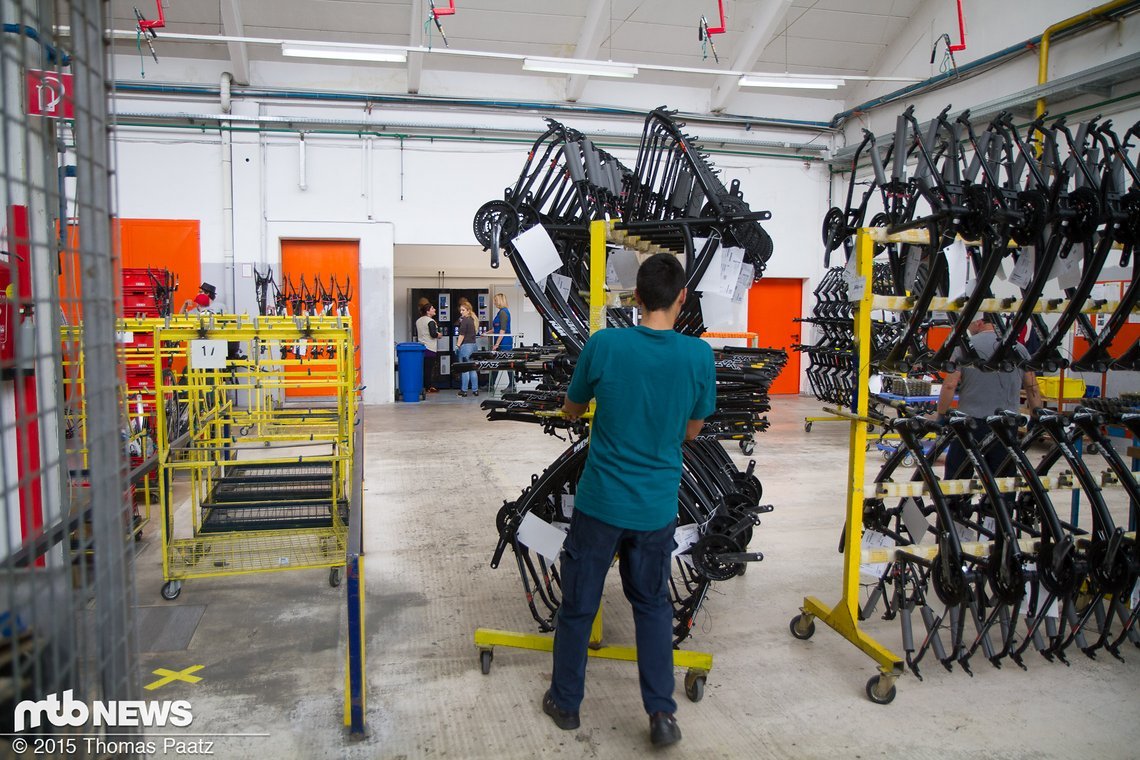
[550,510,677,716]
[457,342,477,390]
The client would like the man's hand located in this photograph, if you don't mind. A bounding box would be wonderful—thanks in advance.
[562,398,589,420]
[685,419,705,441]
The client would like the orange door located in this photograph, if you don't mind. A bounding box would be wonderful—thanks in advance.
[746,278,803,395]
[57,218,200,324]
[280,240,360,397]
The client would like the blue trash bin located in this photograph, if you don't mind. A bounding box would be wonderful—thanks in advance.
[396,342,426,402]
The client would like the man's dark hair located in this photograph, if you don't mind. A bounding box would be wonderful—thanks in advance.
[419,301,433,316]
[636,253,686,312]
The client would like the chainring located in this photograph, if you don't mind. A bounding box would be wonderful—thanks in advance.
[690,533,744,582]
[473,200,521,250]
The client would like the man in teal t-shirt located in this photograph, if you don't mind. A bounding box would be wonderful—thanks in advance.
[541,253,716,748]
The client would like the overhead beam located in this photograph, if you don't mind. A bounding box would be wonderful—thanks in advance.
[709,0,794,113]
[565,0,610,103]
[219,0,249,85]
[408,0,424,94]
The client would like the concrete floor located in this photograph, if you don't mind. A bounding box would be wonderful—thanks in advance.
[136,392,1140,759]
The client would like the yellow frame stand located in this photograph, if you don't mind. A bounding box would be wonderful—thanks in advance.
[474,219,714,701]
[791,228,905,703]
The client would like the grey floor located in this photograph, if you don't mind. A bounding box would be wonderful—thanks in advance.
[135,392,1140,759]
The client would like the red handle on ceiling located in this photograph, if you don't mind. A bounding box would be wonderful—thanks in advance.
[138,1,165,32]
[432,0,456,19]
[706,0,726,35]
[948,0,966,52]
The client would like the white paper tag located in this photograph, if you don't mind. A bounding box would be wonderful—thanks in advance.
[116,331,135,344]
[1009,248,1034,289]
[549,272,572,302]
[673,523,701,568]
[560,493,575,520]
[995,253,1010,282]
[860,529,894,578]
[517,512,569,564]
[956,523,977,543]
[843,268,866,302]
[900,497,931,545]
[732,263,754,304]
[944,238,968,298]
[189,339,227,369]
[1053,244,1084,289]
[983,516,996,535]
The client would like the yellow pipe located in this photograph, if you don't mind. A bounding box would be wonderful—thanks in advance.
[1036,0,1133,119]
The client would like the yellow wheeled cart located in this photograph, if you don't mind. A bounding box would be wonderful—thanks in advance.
[149,314,358,600]
[474,219,715,701]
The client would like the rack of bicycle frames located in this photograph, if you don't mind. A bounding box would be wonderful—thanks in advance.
[798,106,1140,415]
[471,213,785,700]
[107,314,360,602]
[471,106,774,354]
[253,267,353,318]
[789,221,1139,705]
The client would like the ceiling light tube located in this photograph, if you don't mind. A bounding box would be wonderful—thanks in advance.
[522,57,637,78]
[281,42,407,63]
[739,75,844,90]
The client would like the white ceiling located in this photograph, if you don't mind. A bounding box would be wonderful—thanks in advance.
[109,0,924,100]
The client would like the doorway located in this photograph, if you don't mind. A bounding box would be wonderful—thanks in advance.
[746,278,803,395]
[281,239,361,397]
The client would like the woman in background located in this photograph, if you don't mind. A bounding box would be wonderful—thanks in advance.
[490,292,516,395]
[416,301,440,393]
[455,302,479,396]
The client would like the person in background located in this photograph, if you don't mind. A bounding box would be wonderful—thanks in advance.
[490,292,516,395]
[416,301,440,393]
[181,292,211,314]
[544,253,715,748]
[455,302,479,397]
[935,313,1043,477]
[181,282,222,314]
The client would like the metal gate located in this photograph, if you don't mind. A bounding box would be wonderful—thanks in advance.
[2,1,140,754]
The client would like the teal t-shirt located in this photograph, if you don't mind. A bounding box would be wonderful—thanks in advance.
[567,325,717,531]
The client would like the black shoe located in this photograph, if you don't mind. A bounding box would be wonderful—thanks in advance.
[542,690,579,731]
[649,712,681,747]
[458,391,467,397]
[473,390,479,396]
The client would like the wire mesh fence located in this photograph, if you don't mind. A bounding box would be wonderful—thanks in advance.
[2,0,140,754]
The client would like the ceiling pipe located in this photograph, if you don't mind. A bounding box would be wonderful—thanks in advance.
[1036,0,1134,119]
[111,81,837,131]
[110,109,829,153]
[830,0,1140,129]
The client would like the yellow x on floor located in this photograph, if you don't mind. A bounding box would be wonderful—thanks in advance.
[144,665,204,691]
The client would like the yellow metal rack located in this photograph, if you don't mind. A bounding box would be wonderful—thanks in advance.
[145,314,358,600]
[790,226,1140,703]
[474,219,714,701]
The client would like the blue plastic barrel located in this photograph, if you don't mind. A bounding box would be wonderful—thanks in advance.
[396,342,426,402]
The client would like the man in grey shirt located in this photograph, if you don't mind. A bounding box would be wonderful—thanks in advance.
[935,315,1043,478]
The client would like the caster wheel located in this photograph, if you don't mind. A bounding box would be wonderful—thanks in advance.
[902,453,916,468]
[790,614,816,640]
[329,568,342,587]
[865,675,897,705]
[804,422,813,433]
[479,650,493,675]
[739,439,756,456]
[161,580,182,601]
[684,671,705,702]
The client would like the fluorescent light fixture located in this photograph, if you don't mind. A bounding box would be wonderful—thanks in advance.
[281,42,407,63]
[739,75,844,90]
[522,57,637,78]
